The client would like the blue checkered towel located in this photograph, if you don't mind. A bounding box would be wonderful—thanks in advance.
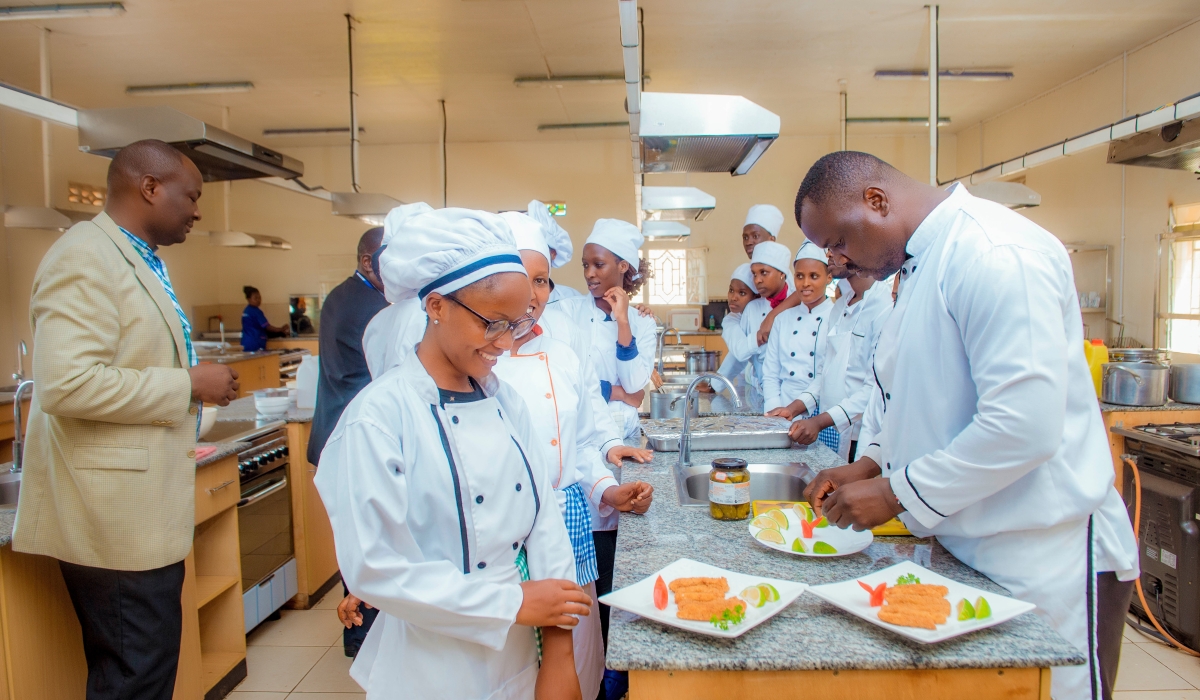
[561,482,597,586]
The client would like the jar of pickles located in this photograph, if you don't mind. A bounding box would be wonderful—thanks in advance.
[708,458,751,520]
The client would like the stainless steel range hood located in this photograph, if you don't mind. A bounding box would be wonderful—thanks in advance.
[77,106,304,182]
[1108,115,1200,174]
[331,191,404,226]
[638,93,780,175]
[642,186,715,221]
[209,231,292,250]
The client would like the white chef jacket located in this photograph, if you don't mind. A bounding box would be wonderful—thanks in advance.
[761,297,834,412]
[796,279,892,459]
[362,298,427,379]
[315,353,576,700]
[856,184,1137,700]
[717,311,753,381]
[493,331,621,514]
[550,296,657,440]
[547,284,584,304]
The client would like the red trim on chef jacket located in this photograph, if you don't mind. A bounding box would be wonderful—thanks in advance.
[767,287,788,309]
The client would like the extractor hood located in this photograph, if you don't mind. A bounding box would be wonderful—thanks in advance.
[638,93,779,175]
[641,186,715,221]
[965,181,1041,209]
[78,106,304,182]
[1107,115,1200,174]
[642,220,690,239]
[331,191,405,226]
[209,231,292,250]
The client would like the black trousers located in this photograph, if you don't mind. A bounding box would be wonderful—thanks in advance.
[593,529,618,649]
[1096,572,1135,700]
[59,559,186,700]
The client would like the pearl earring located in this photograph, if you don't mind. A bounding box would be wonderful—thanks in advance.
[433,320,439,325]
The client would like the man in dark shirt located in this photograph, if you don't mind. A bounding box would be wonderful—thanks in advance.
[307,227,387,465]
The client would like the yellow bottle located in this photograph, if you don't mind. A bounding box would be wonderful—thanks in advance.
[1085,338,1108,397]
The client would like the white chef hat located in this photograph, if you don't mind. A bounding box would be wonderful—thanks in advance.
[585,218,643,267]
[744,204,784,237]
[499,211,551,266]
[377,204,526,307]
[794,240,829,265]
[527,200,572,268]
[730,263,757,292]
[750,241,792,275]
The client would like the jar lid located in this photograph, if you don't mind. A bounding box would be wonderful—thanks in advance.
[711,458,748,470]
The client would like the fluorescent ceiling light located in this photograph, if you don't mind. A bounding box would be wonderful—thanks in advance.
[126,82,253,96]
[263,126,364,136]
[874,69,1013,81]
[642,221,690,239]
[514,75,629,88]
[734,139,773,176]
[847,116,950,126]
[331,191,404,226]
[538,121,628,132]
[0,2,123,20]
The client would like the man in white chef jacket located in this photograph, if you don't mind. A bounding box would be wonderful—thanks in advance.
[797,151,1138,700]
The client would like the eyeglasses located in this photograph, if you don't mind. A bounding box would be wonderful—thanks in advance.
[444,295,536,341]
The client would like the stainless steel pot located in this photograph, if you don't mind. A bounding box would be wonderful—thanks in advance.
[1108,348,1171,366]
[1169,364,1200,404]
[684,350,720,374]
[1101,362,1169,406]
[650,390,700,420]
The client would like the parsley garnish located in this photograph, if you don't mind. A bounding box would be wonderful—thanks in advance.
[709,604,747,631]
[896,573,921,586]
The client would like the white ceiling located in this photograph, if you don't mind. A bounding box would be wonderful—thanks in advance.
[0,0,1197,150]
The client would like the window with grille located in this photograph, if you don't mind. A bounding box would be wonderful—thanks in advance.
[1164,236,1200,353]
[640,248,706,305]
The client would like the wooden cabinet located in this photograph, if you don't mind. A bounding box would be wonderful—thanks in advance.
[286,421,339,609]
[267,338,319,356]
[211,355,281,398]
[0,455,247,700]
[0,398,30,463]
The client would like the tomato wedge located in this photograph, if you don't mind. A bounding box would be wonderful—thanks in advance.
[800,518,817,539]
[653,575,668,610]
[857,580,887,607]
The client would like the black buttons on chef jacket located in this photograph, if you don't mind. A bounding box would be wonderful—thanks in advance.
[812,331,817,336]
[808,373,814,378]
[793,330,798,335]
[476,495,484,504]
[512,542,519,550]
[452,416,460,424]
[885,393,891,399]
[790,352,795,357]
[477,562,487,570]
[515,483,522,492]
[789,371,795,376]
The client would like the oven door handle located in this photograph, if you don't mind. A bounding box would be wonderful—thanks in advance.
[238,477,288,508]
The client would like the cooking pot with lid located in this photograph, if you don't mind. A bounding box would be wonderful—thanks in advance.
[1101,362,1169,406]
[1108,348,1171,366]
[1169,364,1200,404]
[684,350,720,374]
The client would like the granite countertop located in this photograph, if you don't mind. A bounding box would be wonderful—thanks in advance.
[196,350,280,365]
[607,440,1084,673]
[196,441,247,467]
[216,395,313,423]
[1100,400,1200,413]
[0,508,14,547]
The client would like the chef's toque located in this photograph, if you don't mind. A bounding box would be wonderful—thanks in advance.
[744,204,784,237]
[585,219,643,268]
[500,211,551,266]
[794,240,829,265]
[527,200,572,268]
[750,241,793,275]
[730,263,757,292]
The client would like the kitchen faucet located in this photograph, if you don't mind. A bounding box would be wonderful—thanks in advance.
[12,340,26,382]
[11,380,33,474]
[656,327,682,375]
[678,373,741,468]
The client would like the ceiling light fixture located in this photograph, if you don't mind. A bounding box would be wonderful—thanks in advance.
[874,69,1013,81]
[515,75,639,88]
[847,116,951,126]
[538,121,628,132]
[263,126,365,137]
[0,2,123,20]
[126,81,253,96]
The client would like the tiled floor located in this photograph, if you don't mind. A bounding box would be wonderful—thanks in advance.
[1117,623,1200,699]
[230,595,1199,700]
[228,589,365,700]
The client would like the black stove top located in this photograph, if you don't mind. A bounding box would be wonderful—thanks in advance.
[1112,422,1200,457]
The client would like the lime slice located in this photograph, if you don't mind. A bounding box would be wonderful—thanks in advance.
[975,597,992,620]
[758,583,780,603]
[751,515,781,531]
[755,528,786,545]
[956,598,976,621]
[740,586,767,608]
[791,538,807,553]
[793,502,814,521]
[767,509,789,529]
[814,515,829,528]
[812,541,838,554]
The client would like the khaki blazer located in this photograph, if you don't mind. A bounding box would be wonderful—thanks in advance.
[14,212,199,571]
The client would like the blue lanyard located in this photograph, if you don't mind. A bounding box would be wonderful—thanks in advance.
[355,270,381,293]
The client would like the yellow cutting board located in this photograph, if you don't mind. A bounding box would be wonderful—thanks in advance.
[751,500,911,537]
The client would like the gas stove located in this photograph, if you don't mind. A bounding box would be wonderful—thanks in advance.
[201,418,288,482]
[1111,423,1200,458]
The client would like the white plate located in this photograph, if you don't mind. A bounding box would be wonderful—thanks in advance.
[748,503,873,557]
[807,560,1036,644]
[597,558,806,639]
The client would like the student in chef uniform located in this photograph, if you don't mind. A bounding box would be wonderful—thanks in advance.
[493,211,654,700]
[797,151,1138,700]
[553,220,656,440]
[741,204,784,259]
[314,204,589,700]
[737,241,793,405]
[715,263,760,390]
[762,243,835,443]
[780,259,892,461]
[527,200,585,304]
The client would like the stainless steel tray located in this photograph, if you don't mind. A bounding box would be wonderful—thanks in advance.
[640,415,793,452]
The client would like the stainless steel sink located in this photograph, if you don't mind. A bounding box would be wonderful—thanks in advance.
[0,468,20,507]
[675,462,815,507]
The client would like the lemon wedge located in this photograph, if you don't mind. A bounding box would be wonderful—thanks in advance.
[751,515,781,531]
[755,528,786,545]
[740,586,767,608]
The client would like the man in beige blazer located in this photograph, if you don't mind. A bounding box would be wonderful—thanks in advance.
[15,140,239,700]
